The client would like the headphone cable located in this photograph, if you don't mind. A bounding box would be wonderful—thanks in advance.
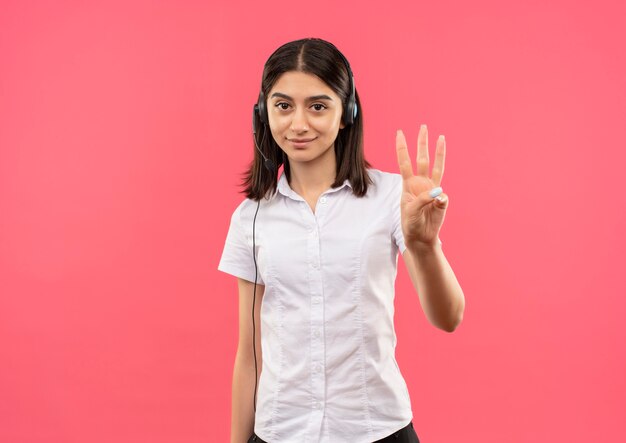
[252,198,261,413]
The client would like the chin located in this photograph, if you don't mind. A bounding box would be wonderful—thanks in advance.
[287,152,317,162]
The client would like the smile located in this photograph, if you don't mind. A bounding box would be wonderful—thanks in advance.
[288,138,316,148]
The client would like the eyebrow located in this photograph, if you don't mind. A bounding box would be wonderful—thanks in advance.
[270,92,334,101]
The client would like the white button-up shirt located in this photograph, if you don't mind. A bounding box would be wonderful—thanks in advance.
[218,168,414,442]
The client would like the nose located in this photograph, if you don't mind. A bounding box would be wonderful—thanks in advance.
[290,107,309,133]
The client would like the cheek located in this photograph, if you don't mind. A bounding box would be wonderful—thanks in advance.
[324,116,343,137]
[268,118,287,139]
[315,113,342,133]
[269,115,289,133]
[269,129,284,146]
[330,111,344,132]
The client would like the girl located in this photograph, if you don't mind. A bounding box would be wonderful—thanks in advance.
[218,37,465,443]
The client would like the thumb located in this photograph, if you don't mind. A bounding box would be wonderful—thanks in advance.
[414,186,446,210]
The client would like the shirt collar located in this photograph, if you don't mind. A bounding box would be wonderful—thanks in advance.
[276,170,352,201]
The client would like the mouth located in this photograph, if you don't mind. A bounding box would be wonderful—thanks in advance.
[288,137,316,148]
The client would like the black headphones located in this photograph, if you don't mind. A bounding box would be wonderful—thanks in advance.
[252,41,358,159]
[249,40,357,413]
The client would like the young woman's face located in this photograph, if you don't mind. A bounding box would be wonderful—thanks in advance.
[267,70,345,165]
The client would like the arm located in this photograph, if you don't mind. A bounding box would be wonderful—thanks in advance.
[231,277,264,443]
[395,126,464,333]
[402,241,465,332]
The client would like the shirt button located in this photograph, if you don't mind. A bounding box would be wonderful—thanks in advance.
[312,296,321,304]
[320,196,327,204]
[313,402,321,409]
[312,261,319,269]
[313,363,320,373]
[313,329,320,338]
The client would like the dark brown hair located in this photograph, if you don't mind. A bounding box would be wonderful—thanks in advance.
[242,38,372,201]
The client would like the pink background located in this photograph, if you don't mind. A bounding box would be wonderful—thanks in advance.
[1,1,625,442]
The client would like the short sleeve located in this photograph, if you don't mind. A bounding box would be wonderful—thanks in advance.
[217,202,265,285]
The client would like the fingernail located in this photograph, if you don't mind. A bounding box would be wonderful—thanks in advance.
[435,195,444,201]
[421,124,427,130]
[439,135,445,142]
[429,187,443,198]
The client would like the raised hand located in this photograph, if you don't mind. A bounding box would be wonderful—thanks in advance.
[395,124,449,249]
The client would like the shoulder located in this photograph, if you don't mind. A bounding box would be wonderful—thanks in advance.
[227,197,264,228]
[365,168,403,195]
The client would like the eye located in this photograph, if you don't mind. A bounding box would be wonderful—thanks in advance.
[274,102,327,111]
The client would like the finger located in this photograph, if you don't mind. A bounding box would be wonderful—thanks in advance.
[396,129,414,181]
[414,189,448,211]
[417,124,429,177]
[431,135,446,187]
[434,192,449,209]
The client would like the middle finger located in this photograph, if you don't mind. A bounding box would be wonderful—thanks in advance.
[417,124,430,177]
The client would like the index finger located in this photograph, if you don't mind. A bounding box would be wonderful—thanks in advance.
[396,130,414,182]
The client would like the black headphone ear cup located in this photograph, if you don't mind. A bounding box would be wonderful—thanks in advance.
[253,104,259,134]
[343,99,355,127]
[341,55,357,127]
[257,91,268,125]
[344,94,358,126]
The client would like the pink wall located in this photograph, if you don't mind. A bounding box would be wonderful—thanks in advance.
[1,1,625,441]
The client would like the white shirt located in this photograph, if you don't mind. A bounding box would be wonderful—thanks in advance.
[218,168,415,443]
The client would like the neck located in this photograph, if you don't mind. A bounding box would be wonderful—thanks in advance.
[287,145,337,198]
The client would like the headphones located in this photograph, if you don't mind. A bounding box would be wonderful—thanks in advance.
[249,40,357,413]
